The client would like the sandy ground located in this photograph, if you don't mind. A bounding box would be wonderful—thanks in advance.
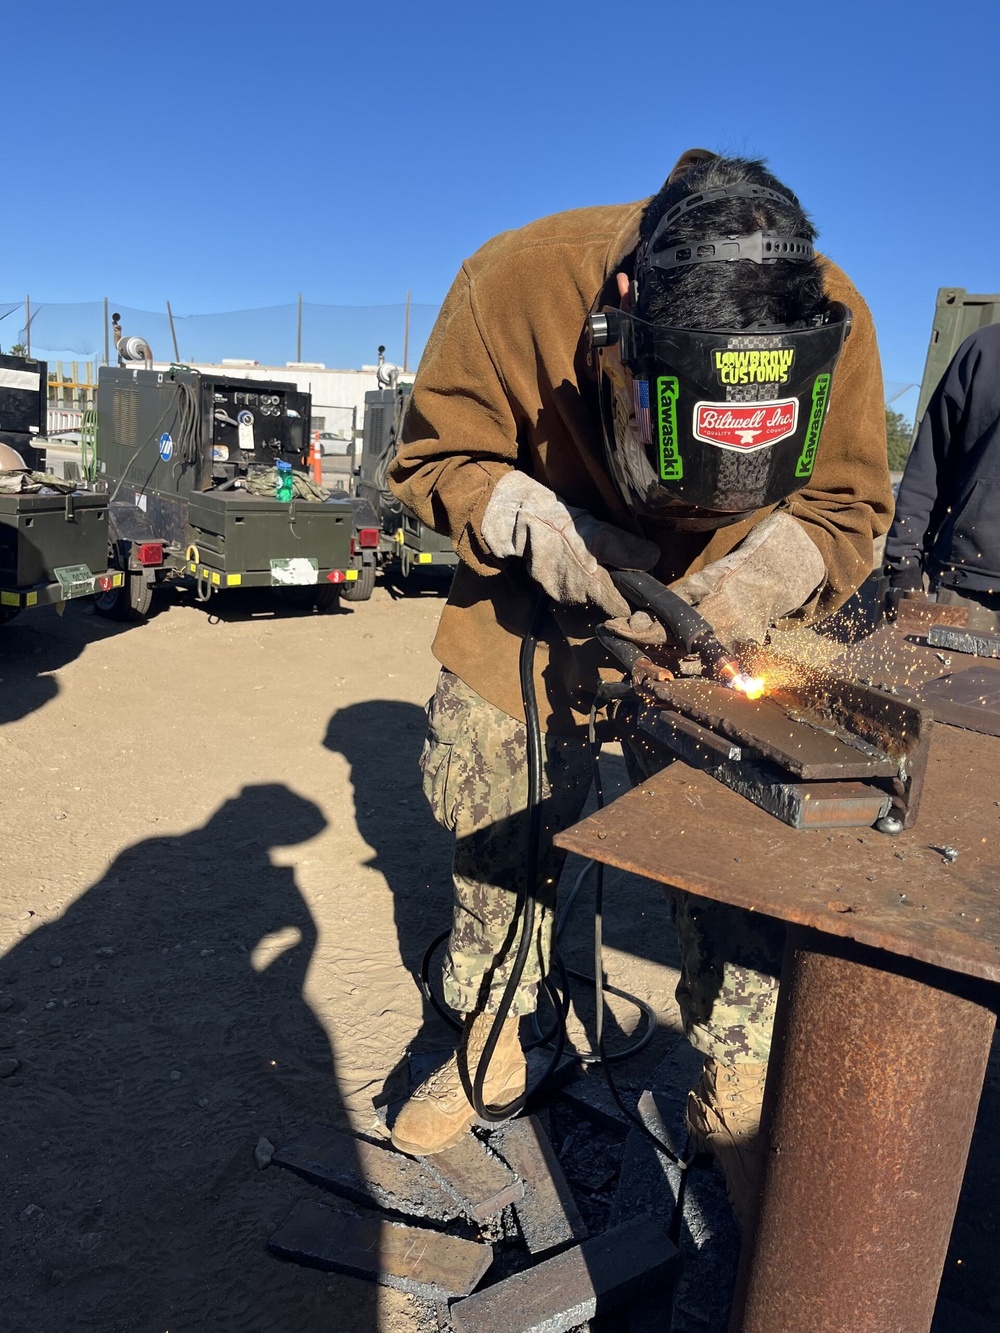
[0,578,686,1332]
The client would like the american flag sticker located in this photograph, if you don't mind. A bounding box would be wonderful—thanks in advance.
[632,378,652,444]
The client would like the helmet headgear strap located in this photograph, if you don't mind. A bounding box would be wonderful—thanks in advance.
[638,183,814,278]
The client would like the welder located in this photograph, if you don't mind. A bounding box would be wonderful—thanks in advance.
[387,151,892,1227]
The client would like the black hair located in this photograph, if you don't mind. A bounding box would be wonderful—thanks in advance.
[637,156,826,331]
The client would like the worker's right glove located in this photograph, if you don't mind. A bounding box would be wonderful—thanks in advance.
[671,512,826,647]
[480,472,660,619]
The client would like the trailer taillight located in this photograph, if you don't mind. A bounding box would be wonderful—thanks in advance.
[136,542,163,566]
[358,528,379,549]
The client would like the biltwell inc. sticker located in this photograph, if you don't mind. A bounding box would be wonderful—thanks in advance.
[713,348,795,385]
[693,398,798,452]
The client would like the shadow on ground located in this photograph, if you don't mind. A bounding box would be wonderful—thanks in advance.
[0,784,379,1333]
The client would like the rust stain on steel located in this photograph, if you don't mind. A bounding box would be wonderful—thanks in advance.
[733,931,996,1333]
[895,595,968,634]
[554,724,1000,984]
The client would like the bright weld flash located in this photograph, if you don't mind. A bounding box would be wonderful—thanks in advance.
[732,673,766,699]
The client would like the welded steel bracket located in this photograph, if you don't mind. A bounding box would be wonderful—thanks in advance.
[634,651,932,831]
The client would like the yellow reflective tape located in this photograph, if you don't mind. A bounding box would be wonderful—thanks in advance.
[26,592,38,606]
[345,569,358,581]
[417,553,433,564]
[395,529,404,543]
[113,572,124,587]
[211,572,221,585]
[188,562,197,573]
[1,591,19,606]
[227,574,242,586]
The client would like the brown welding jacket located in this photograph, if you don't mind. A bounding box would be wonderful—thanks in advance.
[389,192,892,733]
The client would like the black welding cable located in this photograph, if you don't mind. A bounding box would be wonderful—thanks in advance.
[470,592,554,1121]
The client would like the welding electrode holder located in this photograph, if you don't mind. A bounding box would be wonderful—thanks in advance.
[609,568,742,682]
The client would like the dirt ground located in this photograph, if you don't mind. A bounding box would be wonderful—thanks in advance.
[0,578,686,1333]
[3,575,999,1332]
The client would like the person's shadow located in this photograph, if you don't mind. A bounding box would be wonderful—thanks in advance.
[323,700,457,1100]
[0,783,378,1333]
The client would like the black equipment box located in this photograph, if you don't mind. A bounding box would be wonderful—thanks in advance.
[187,491,353,582]
[0,491,110,604]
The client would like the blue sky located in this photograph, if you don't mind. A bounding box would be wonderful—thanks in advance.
[3,0,999,419]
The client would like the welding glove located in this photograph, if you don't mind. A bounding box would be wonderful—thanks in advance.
[480,471,660,619]
[672,512,826,648]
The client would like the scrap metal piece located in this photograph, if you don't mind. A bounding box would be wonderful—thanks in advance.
[272,1123,462,1224]
[895,596,968,634]
[641,707,742,763]
[493,1115,588,1256]
[927,625,1000,658]
[449,1215,678,1333]
[418,1133,523,1224]
[918,666,1000,738]
[268,1198,493,1299]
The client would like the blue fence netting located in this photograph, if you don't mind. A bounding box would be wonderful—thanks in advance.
[0,299,439,372]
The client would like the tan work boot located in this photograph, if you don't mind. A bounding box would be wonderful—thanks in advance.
[686,1057,767,1230]
[390,1013,527,1156]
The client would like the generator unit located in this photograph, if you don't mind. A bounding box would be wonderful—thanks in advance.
[94,365,373,620]
[0,352,47,470]
[355,384,457,587]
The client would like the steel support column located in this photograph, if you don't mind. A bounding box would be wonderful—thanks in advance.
[731,927,996,1333]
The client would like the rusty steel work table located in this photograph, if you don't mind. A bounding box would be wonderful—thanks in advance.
[554,721,999,1333]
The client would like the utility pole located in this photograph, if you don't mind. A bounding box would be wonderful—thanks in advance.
[166,300,180,362]
[104,298,110,366]
[25,296,31,358]
[403,290,411,373]
[297,293,303,363]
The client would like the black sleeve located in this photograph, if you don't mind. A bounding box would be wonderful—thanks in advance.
[883,350,972,587]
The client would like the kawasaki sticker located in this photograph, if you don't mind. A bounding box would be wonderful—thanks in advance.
[693,398,798,452]
[795,375,831,478]
[656,377,682,480]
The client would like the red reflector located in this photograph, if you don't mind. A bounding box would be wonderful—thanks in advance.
[97,575,114,592]
[349,537,356,557]
[137,542,163,566]
[359,527,379,548]
[327,569,346,584]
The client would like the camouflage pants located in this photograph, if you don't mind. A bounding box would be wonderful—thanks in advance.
[421,668,783,1061]
[421,670,593,1016]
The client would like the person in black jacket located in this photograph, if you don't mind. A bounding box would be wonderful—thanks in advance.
[884,323,1000,630]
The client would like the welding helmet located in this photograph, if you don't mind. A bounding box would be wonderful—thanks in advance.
[590,184,852,523]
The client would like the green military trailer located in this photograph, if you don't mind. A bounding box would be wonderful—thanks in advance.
[353,383,457,589]
[914,288,1000,426]
[1,352,121,626]
[92,365,377,620]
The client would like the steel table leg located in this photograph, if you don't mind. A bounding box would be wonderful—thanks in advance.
[731,927,996,1333]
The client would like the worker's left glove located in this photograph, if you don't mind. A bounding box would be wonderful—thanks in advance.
[672,512,826,647]
[480,472,660,618]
